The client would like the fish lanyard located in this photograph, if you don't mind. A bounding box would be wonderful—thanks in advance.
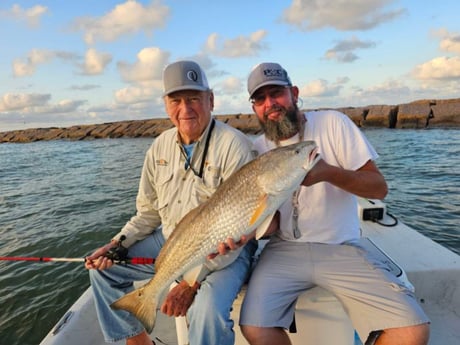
[272,114,306,239]
[181,119,215,178]
[291,116,305,239]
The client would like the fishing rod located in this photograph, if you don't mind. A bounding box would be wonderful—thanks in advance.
[0,256,155,264]
[0,236,155,265]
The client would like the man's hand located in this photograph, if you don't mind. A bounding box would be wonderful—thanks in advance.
[207,233,253,260]
[84,241,117,270]
[161,281,200,317]
[302,158,330,186]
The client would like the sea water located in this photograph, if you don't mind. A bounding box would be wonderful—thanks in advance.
[0,128,459,345]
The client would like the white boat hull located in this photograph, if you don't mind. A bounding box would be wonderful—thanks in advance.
[40,210,460,345]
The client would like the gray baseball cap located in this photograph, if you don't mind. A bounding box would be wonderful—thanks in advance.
[247,62,292,98]
[163,60,210,96]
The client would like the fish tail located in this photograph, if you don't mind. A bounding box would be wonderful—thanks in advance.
[110,286,158,333]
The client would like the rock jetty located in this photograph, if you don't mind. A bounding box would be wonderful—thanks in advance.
[0,114,261,144]
[338,98,460,129]
[1,98,459,143]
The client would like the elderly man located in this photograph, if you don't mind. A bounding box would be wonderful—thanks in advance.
[86,60,256,345]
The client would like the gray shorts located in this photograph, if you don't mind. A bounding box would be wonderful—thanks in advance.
[240,236,430,343]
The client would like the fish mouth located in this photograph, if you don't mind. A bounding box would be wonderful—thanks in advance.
[305,146,320,170]
[309,147,319,163]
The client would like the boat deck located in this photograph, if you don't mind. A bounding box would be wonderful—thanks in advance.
[40,213,460,345]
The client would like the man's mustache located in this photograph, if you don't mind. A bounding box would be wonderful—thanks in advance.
[264,106,286,119]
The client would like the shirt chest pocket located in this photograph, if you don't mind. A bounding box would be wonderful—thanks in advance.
[193,165,222,203]
[153,171,174,210]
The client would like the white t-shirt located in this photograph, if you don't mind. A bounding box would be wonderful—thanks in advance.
[253,110,378,244]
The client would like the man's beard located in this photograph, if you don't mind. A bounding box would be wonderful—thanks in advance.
[258,105,301,144]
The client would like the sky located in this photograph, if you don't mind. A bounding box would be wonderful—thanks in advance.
[1,0,460,132]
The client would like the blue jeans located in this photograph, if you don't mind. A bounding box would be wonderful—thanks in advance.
[89,230,256,344]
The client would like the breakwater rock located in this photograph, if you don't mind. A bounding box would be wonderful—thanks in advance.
[337,98,460,129]
[0,114,261,144]
[1,98,460,143]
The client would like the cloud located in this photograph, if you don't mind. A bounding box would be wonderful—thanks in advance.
[324,36,376,63]
[212,76,248,115]
[219,76,243,94]
[440,35,460,54]
[300,79,343,97]
[0,93,50,111]
[114,86,159,105]
[412,56,460,80]
[77,48,112,75]
[12,60,36,77]
[13,49,54,77]
[325,51,359,63]
[0,103,94,132]
[410,29,460,81]
[0,92,86,114]
[347,79,412,105]
[336,76,351,84]
[281,0,405,31]
[33,100,87,114]
[301,79,413,108]
[413,79,460,100]
[87,93,165,123]
[204,30,268,57]
[117,47,170,86]
[12,49,79,77]
[72,0,170,44]
[358,79,410,98]
[68,84,101,91]
[434,29,460,54]
[1,4,48,27]
[186,54,216,71]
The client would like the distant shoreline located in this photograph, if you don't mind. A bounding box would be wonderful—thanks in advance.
[1,98,460,143]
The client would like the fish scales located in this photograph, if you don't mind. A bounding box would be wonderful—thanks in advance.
[111,140,319,333]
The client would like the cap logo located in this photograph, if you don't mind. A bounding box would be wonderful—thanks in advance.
[187,70,198,82]
[264,68,283,77]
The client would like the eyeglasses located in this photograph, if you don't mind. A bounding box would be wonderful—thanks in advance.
[250,86,290,106]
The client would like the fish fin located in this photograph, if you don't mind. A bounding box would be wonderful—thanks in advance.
[183,265,207,286]
[111,286,157,333]
[255,212,276,240]
[249,194,268,226]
